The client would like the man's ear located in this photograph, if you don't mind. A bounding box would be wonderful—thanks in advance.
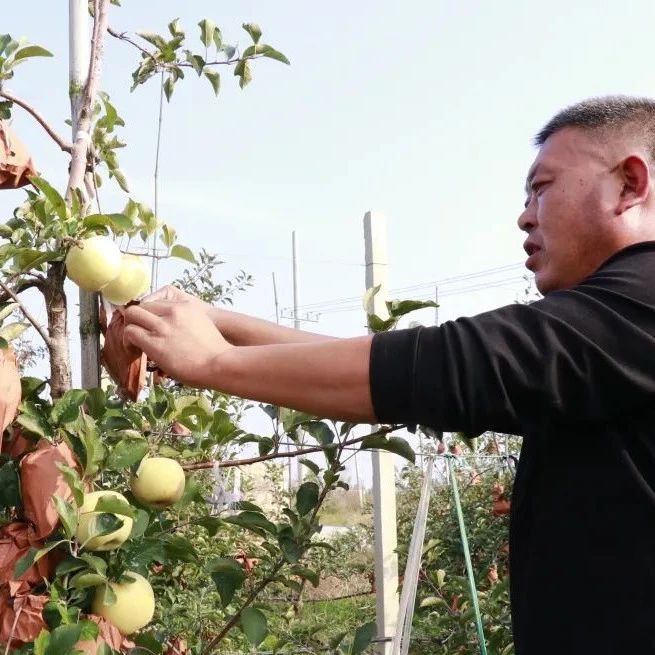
[616,154,651,214]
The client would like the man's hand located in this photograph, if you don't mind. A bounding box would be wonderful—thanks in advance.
[122,300,232,388]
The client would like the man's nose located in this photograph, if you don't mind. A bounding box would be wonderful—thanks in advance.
[517,203,536,232]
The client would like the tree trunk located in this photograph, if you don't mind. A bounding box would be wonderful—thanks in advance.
[45,262,72,398]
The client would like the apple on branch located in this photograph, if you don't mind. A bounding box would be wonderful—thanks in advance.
[76,490,134,551]
[65,235,122,292]
[92,571,155,635]
[130,456,186,508]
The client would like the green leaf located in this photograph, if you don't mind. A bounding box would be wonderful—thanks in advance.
[81,514,125,546]
[204,68,220,95]
[296,481,319,516]
[230,500,264,513]
[79,553,108,575]
[163,75,175,102]
[198,19,216,48]
[137,32,168,50]
[240,607,268,646]
[277,525,301,563]
[83,213,133,233]
[21,376,47,400]
[195,516,223,536]
[130,509,150,540]
[101,583,117,606]
[0,302,18,322]
[360,435,415,463]
[298,458,320,476]
[170,244,196,263]
[45,623,84,655]
[160,223,177,248]
[30,177,67,220]
[168,19,185,38]
[77,620,100,642]
[55,463,84,506]
[304,421,334,445]
[349,621,377,655]
[70,572,107,589]
[0,34,12,57]
[53,495,78,539]
[242,44,290,65]
[95,495,135,519]
[290,565,320,587]
[51,389,87,425]
[15,541,66,579]
[234,59,252,88]
[17,412,51,438]
[13,45,53,62]
[104,439,149,471]
[0,460,20,509]
[367,313,398,333]
[0,321,29,342]
[242,23,262,44]
[185,51,205,76]
[33,629,50,655]
[206,557,246,607]
[386,298,438,318]
[162,534,197,563]
[223,511,277,535]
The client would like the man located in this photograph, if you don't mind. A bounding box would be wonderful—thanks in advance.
[123,96,655,654]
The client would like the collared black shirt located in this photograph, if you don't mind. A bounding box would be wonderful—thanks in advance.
[370,241,655,655]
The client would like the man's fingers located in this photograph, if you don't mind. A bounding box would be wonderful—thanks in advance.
[123,304,167,332]
[123,323,151,351]
[141,285,182,303]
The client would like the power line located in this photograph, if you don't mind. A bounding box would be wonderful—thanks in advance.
[290,262,525,313]
[316,274,529,316]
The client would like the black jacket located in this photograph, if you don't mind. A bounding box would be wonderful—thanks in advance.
[370,241,655,655]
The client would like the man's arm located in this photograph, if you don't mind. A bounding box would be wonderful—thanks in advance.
[143,285,331,347]
[213,337,376,422]
[122,300,376,423]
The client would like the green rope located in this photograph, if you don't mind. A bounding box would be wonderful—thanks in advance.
[447,456,488,655]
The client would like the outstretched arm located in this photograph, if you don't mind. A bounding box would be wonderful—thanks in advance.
[122,299,376,423]
[144,285,333,346]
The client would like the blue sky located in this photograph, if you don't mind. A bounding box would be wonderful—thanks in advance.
[4,1,655,482]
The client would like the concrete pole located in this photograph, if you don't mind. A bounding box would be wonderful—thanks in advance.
[292,232,304,488]
[70,0,101,389]
[364,211,399,653]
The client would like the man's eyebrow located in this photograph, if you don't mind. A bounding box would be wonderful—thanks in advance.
[524,163,549,194]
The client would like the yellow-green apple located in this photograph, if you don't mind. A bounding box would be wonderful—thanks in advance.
[101,254,151,305]
[76,490,133,551]
[92,571,155,634]
[130,456,186,508]
[65,235,122,291]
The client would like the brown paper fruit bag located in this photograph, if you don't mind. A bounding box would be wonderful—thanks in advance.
[19,440,80,539]
[0,587,47,649]
[0,122,37,190]
[0,522,59,588]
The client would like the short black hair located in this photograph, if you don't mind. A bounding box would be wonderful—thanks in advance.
[535,95,655,160]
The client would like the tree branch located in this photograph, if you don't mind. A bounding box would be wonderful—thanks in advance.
[182,425,406,471]
[0,90,73,153]
[0,277,44,304]
[0,278,51,347]
[66,0,110,200]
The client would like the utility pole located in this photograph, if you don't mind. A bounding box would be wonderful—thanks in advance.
[292,231,304,488]
[364,211,399,654]
[273,271,293,493]
[70,0,101,389]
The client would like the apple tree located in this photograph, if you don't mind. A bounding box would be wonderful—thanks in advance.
[0,3,434,654]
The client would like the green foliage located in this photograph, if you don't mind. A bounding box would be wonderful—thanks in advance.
[125,17,289,98]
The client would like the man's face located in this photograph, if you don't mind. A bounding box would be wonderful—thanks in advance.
[518,127,622,294]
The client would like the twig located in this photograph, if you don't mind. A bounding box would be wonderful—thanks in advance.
[202,437,350,655]
[4,605,23,655]
[0,277,44,304]
[0,90,72,153]
[107,25,152,58]
[0,278,52,347]
[182,425,405,471]
[106,24,253,70]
